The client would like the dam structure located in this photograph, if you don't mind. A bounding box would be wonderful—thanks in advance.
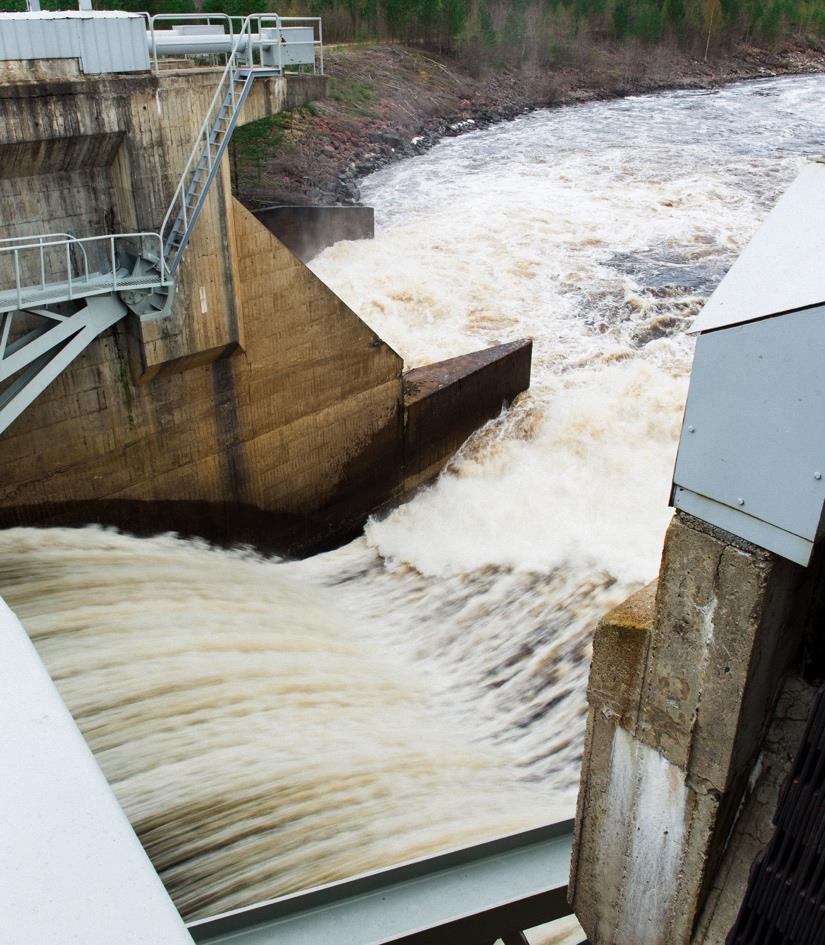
[0,8,531,554]
[5,17,825,945]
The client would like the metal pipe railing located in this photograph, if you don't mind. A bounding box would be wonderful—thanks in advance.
[0,11,324,314]
[151,14,324,75]
[0,233,90,289]
[148,13,235,74]
[0,233,167,308]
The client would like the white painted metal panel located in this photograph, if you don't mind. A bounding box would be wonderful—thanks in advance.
[0,596,194,945]
[673,487,814,565]
[689,163,825,334]
[260,27,315,67]
[673,304,825,560]
[279,27,315,65]
[0,11,149,73]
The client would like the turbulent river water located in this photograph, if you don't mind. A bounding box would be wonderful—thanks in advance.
[3,74,825,922]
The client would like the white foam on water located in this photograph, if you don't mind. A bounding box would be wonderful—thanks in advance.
[0,528,557,920]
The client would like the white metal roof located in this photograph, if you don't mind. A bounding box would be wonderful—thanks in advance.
[0,10,150,73]
[0,10,143,18]
[690,162,825,333]
[0,597,194,945]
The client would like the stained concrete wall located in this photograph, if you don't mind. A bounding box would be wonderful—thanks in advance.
[0,63,533,553]
[254,205,374,262]
[0,65,322,376]
[0,64,403,553]
[1,70,316,359]
[691,675,819,943]
[0,195,403,553]
[571,512,821,945]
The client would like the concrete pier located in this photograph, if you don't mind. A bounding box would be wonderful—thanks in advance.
[402,340,532,493]
[571,512,823,944]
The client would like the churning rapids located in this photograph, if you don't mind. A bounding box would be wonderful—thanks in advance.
[3,74,825,922]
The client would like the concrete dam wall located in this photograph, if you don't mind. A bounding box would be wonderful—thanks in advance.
[0,60,531,553]
[254,205,375,262]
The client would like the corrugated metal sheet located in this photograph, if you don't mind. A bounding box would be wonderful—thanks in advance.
[689,163,825,334]
[0,12,149,74]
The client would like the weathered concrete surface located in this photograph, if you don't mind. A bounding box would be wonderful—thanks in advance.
[571,511,817,945]
[402,339,533,493]
[0,67,406,555]
[0,195,403,556]
[254,205,374,262]
[692,676,818,944]
[0,68,325,375]
[572,710,715,945]
[0,66,532,554]
[639,514,805,793]
[587,580,656,731]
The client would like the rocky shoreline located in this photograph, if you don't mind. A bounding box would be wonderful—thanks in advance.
[230,40,825,208]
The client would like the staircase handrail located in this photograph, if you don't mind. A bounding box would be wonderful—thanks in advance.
[159,13,278,274]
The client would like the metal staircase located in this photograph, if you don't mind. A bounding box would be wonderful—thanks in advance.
[161,62,279,274]
[0,14,307,436]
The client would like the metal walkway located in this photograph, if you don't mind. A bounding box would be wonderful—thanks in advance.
[0,13,317,435]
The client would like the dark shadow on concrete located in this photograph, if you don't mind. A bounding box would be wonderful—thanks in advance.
[1,340,532,557]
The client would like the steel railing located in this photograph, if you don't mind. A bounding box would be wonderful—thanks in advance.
[0,233,89,291]
[147,13,237,74]
[158,14,261,272]
[147,14,323,76]
[228,14,324,75]
[279,16,324,75]
[0,233,167,311]
[159,12,324,272]
[1,11,325,307]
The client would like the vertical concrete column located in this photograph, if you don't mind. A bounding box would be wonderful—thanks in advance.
[570,511,810,945]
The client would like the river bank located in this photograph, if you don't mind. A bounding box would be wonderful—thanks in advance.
[231,39,825,208]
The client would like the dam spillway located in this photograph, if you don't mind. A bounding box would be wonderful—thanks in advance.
[5,43,825,942]
[0,527,557,921]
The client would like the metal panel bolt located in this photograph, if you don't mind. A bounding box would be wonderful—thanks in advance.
[816,472,822,480]
[737,498,745,506]
[688,425,695,433]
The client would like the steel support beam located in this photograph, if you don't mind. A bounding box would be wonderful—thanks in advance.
[188,820,574,945]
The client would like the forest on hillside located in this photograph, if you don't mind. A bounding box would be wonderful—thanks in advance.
[4,0,825,60]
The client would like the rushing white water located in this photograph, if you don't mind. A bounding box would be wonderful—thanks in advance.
[306,73,825,790]
[3,75,825,922]
[0,529,556,920]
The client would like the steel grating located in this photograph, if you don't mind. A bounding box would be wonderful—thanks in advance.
[726,683,825,945]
